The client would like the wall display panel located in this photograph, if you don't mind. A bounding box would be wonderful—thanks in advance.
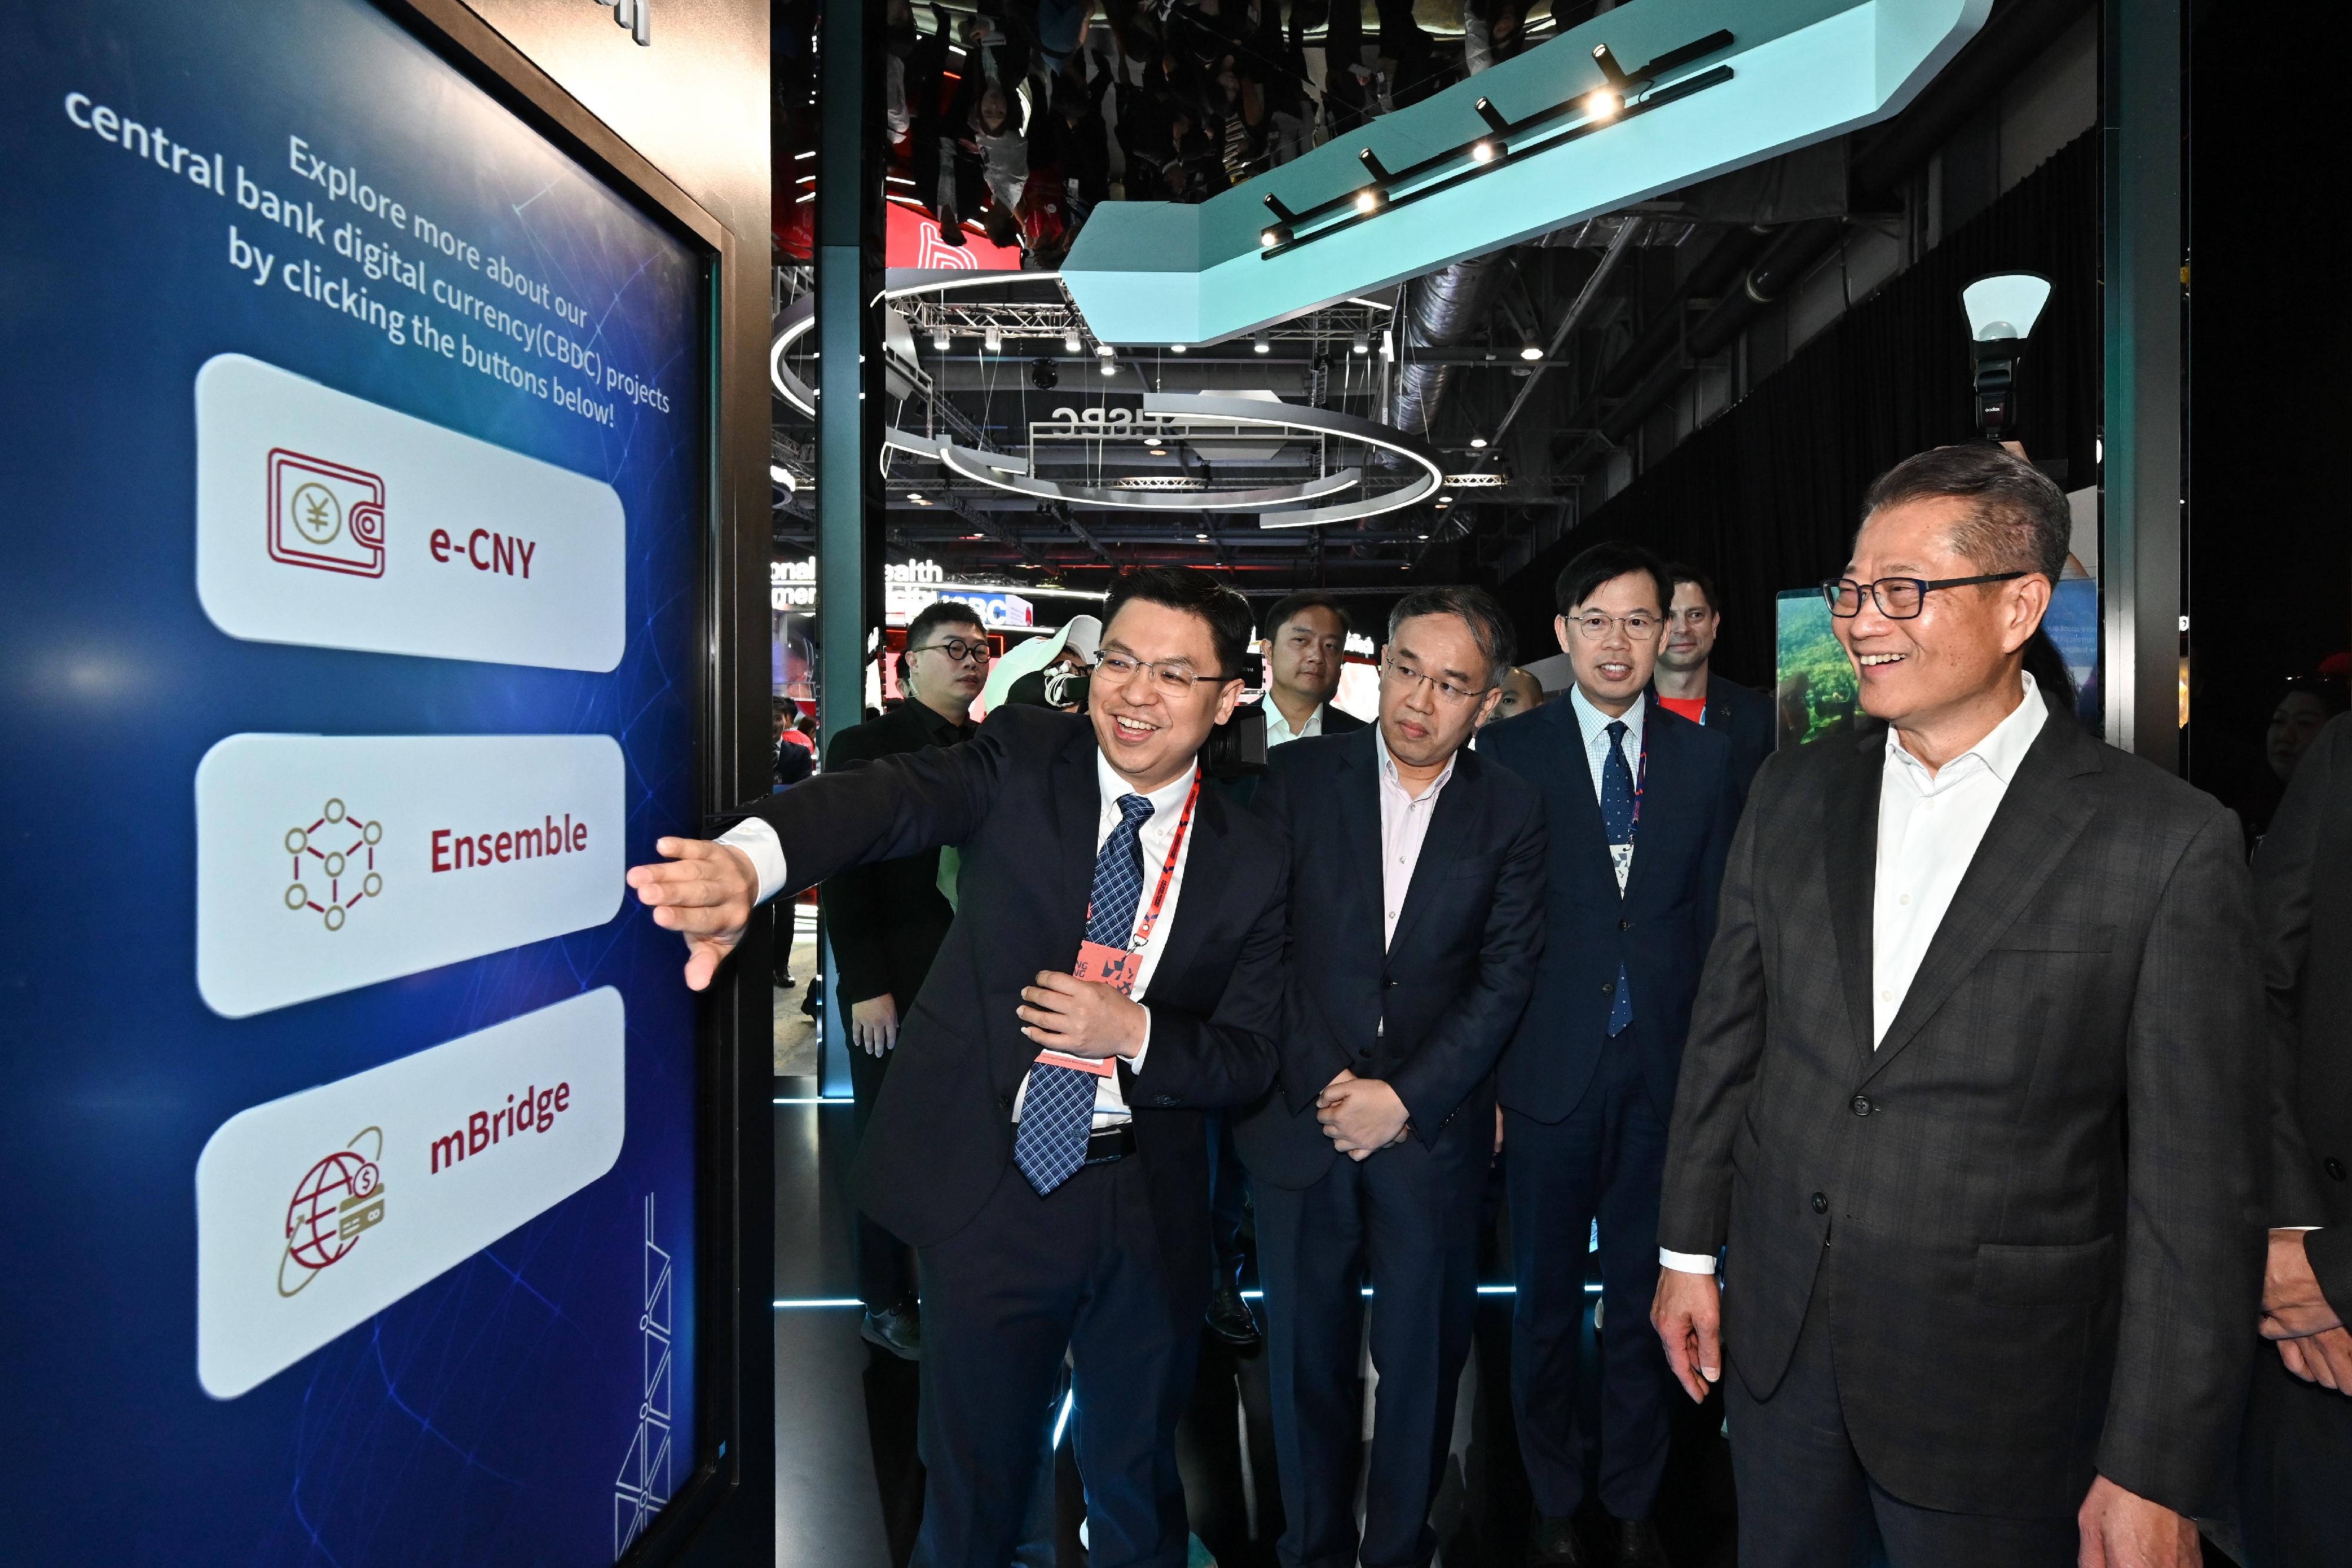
[1,2,713,1560]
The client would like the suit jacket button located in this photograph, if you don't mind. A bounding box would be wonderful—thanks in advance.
[2328,1157,2347,1182]
[1601,981,1614,994]
[1383,978,1399,990]
[1358,1047,1374,1058]
[1619,918,1632,932]
[1851,1095,1872,1117]
[1810,1192,1829,1215]
[1155,1094,1177,1107]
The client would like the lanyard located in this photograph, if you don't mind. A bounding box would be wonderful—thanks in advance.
[1090,771,1201,955]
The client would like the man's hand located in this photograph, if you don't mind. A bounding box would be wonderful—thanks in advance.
[1651,1266,1722,1403]
[2260,1229,2344,1339]
[850,995,900,1057]
[625,837,759,991]
[2077,1474,2199,1568]
[1316,1069,1409,1158]
[2277,1325,2352,1393]
[1016,971,1147,1060]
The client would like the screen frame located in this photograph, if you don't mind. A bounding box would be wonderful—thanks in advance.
[366,2,774,1559]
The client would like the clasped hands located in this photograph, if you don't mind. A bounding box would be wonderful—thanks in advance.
[1318,1068,1410,1161]
[2261,1228,2352,1393]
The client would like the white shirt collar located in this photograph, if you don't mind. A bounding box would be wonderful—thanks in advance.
[1568,684,1645,752]
[1095,749,1199,815]
[1264,698,1324,746]
[1884,670,2048,788]
[1373,720,1456,803]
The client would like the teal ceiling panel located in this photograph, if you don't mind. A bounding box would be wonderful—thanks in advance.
[1063,0,1989,346]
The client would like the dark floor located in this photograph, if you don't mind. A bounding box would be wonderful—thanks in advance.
[771,1076,1739,1567]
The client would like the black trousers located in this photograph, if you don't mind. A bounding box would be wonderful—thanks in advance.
[849,1011,918,1310]
[1728,1284,2078,1568]
[913,1151,1197,1568]
[2239,1337,2352,1566]
[1504,1029,1674,1521]
[1253,1101,1487,1568]
[1205,1111,1250,1292]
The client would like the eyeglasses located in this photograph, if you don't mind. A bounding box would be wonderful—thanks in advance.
[1094,649,1232,696]
[908,637,993,664]
[1381,653,1489,707]
[1563,611,1663,643]
[1820,573,2026,619]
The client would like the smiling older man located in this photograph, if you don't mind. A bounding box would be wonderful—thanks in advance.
[1650,444,2264,1568]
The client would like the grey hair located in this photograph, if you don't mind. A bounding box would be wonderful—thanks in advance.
[1859,443,2071,583]
[1387,586,1515,684]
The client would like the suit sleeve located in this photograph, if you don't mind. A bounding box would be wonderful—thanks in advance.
[2253,718,2347,1300]
[1387,790,1547,1138]
[1655,759,1775,1255]
[1117,851,1288,1112]
[750,710,1010,902]
[2094,802,2266,1517]
[816,723,899,1006]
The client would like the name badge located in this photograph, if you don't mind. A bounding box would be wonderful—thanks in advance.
[1073,938,1143,996]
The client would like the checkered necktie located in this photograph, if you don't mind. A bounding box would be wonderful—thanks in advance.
[1013,792,1155,1195]
[1602,721,1636,1037]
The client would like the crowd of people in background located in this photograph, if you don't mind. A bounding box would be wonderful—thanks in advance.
[880,0,1535,268]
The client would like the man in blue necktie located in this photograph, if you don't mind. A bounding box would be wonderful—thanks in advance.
[626,568,1289,1568]
[1481,543,1744,1568]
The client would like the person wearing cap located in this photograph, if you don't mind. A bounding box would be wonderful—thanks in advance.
[820,598,993,1360]
[983,613,1104,715]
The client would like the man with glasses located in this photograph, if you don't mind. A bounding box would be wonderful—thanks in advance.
[1233,586,1546,1568]
[1650,444,2261,1567]
[818,600,993,1360]
[1481,542,1743,1567]
[626,567,1289,1568]
[1653,564,1774,788]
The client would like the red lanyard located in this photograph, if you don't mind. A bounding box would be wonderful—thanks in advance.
[1628,741,1649,838]
[1091,771,1200,954]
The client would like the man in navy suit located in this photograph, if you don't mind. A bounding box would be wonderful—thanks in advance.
[1653,563,1774,790]
[1237,586,1546,1568]
[1481,543,1743,1567]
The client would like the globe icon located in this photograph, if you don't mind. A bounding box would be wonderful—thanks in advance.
[284,1150,378,1273]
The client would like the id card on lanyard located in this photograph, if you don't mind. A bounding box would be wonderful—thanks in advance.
[1609,743,1648,894]
[1037,772,1201,1079]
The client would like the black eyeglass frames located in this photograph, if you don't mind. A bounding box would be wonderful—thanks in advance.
[1820,571,2027,619]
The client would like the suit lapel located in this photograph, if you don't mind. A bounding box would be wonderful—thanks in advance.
[1823,728,1885,1071]
[1050,728,1101,944]
[1335,731,1388,938]
[1622,694,1676,910]
[1151,781,1231,985]
[1863,711,2099,1080]
[1542,697,1615,888]
[1388,750,1481,957]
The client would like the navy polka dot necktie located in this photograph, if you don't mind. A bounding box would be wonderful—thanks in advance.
[1602,721,1635,1037]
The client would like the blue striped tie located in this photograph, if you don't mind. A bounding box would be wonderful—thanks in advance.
[1602,721,1635,1037]
[1014,793,1155,1195]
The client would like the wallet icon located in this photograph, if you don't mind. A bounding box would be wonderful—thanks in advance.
[267,449,386,578]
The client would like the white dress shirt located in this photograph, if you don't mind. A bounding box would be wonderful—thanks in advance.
[1374,726,1456,950]
[1568,686,1646,891]
[718,751,1195,1129]
[1660,671,2050,1278]
[1263,698,1327,748]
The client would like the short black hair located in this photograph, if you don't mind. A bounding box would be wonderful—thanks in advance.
[1104,566,1253,679]
[905,599,987,651]
[1388,586,1515,683]
[1263,591,1352,641]
[1554,541,1672,617]
[1859,443,2070,584]
[1665,563,1718,614]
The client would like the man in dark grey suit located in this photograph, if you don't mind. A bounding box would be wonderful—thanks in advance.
[1649,444,2265,1567]
[2240,712,2352,1564]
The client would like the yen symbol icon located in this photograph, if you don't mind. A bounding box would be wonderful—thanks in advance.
[289,482,343,544]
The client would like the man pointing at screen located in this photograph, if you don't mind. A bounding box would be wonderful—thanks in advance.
[626,567,1288,1568]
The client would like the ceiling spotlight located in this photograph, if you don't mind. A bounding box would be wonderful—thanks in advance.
[1471,140,1497,164]
[1417,533,1431,540]
[1095,343,1115,357]
[1064,329,1083,354]
[1260,225,1291,248]
[1030,357,1058,391]
[983,326,1002,353]
[1469,435,1489,450]
[1434,495,1452,508]
[1351,332,1370,355]
[1099,359,1117,376]
[1170,342,1187,354]
[1960,271,2053,439]
[930,326,950,353]
[1474,96,1512,137]
[1147,444,1168,456]
[1354,188,1382,215]
[1519,340,1544,362]
[1585,89,1621,120]
[907,492,927,504]
[1252,332,1271,355]
[1195,533,1210,541]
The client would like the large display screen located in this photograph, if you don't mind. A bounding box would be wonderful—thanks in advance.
[2,3,707,1560]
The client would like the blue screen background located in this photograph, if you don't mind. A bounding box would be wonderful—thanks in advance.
[1,2,707,1560]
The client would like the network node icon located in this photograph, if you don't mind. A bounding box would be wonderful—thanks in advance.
[285,798,384,931]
